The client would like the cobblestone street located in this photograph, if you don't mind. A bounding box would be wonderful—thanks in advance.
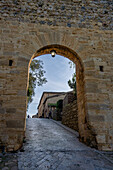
[0,118,113,170]
[18,118,113,170]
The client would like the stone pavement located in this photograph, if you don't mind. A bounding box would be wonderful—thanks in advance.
[0,118,113,170]
[0,153,18,170]
[17,118,113,170]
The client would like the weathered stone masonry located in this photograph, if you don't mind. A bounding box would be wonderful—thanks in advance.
[0,0,112,30]
[62,94,78,132]
[0,0,113,151]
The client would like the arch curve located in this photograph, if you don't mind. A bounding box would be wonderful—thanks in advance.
[29,44,97,148]
[30,44,84,71]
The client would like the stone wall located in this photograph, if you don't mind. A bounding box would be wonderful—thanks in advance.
[52,110,60,121]
[62,100,78,132]
[0,0,112,30]
[0,0,113,151]
[63,91,76,107]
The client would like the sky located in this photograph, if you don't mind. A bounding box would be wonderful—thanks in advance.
[27,54,75,117]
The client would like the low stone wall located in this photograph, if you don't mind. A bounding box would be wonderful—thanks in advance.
[63,91,76,107]
[62,100,78,132]
[52,110,62,121]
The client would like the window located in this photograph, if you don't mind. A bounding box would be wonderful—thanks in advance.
[99,66,103,72]
[9,60,13,66]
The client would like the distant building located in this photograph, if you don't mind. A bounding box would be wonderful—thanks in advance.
[37,92,66,118]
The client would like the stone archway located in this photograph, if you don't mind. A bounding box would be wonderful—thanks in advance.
[0,21,113,152]
[30,44,93,148]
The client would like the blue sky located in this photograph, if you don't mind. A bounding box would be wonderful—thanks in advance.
[27,54,75,117]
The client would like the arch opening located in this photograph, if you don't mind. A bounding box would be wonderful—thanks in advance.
[27,45,97,149]
[0,44,99,152]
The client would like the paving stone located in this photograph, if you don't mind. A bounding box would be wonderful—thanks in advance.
[17,119,113,170]
[2,167,9,170]
[11,166,18,170]
[0,153,18,170]
[1,119,113,169]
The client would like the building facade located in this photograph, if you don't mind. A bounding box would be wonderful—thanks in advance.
[38,92,66,118]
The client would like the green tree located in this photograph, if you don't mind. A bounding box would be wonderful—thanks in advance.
[56,100,63,112]
[68,61,77,97]
[27,59,47,107]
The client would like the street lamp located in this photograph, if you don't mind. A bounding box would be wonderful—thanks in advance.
[50,50,56,57]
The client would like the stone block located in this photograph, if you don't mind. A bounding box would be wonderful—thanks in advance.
[0,108,5,114]
[85,82,101,93]
[62,100,78,131]
[6,108,16,114]
[87,103,110,111]
[84,60,95,68]
[17,90,26,96]
[6,120,24,128]
[89,115,105,122]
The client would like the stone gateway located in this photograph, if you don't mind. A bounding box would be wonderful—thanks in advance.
[0,0,113,151]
